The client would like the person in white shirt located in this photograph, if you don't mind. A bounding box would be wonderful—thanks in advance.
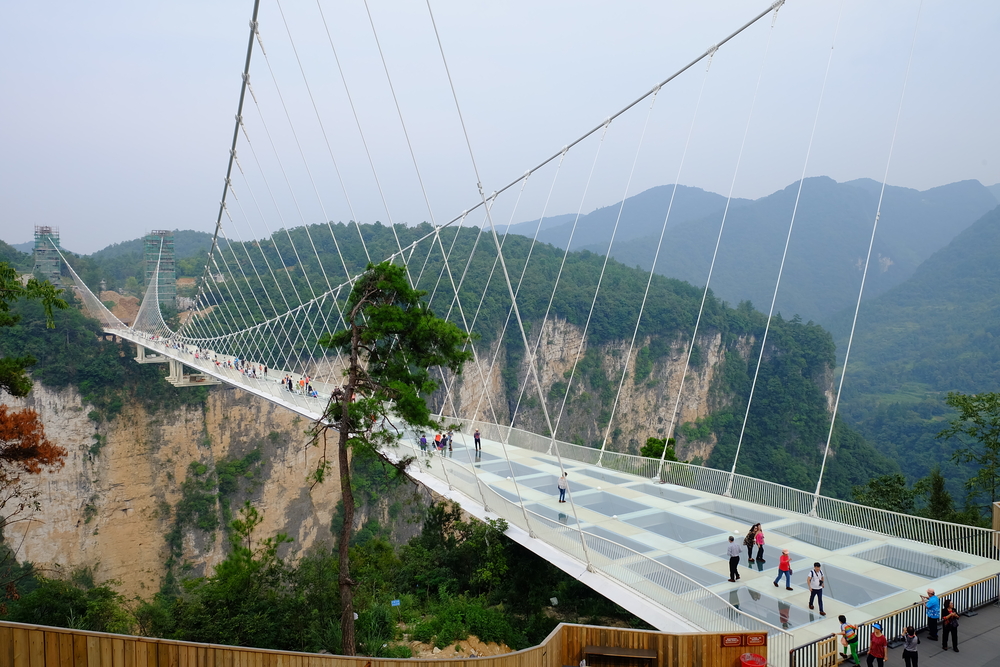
[807,562,826,616]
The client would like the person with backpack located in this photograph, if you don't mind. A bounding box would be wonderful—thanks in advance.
[806,562,826,616]
[867,622,887,667]
[837,615,860,664]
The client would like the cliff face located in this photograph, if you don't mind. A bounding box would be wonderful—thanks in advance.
[444,317,755,461]
[3,383,340,597]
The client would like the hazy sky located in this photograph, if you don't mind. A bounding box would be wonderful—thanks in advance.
[1,0,998,254]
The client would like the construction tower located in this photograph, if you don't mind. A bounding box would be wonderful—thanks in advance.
[144,230,176,306]
[32,226,62,282]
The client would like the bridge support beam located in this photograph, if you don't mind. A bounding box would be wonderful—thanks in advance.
[135,345,169,364]
[165,359,222,387]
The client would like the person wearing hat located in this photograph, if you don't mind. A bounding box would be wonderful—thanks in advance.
[772,548,792,590]
[867,622,887,667]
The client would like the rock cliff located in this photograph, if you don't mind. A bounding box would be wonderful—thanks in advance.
[3,382,340,597]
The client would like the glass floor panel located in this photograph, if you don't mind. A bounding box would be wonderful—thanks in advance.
[693,499,783,525]
[523,503,577,526]
[579,468,638,486]
[516,473,563,492]
[720,587,821,630]
[653,554,729,588]
[772,521,869,550]
[583,525,656,555]
[476,460,542,478]
[816,562,903,606]
[630,482,698,504]
[572,491,649,517]
[852,544,970,579]
[625,511,727,543]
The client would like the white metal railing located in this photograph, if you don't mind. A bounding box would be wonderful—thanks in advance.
[400,437,794,665]
[439,416,999,559]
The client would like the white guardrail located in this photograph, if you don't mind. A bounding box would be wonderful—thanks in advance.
[439,417,999,559]
[400,434,795,665]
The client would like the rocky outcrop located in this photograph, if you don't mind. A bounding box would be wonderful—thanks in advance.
[442,317,753,460]
[3,382,340,597]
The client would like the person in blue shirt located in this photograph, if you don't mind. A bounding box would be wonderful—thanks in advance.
[920,588,940,641]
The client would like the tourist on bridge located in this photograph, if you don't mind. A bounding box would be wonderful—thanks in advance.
[726,536,741,582]
[557,472,568,502]
[941,598,959,652]
[419,435,428,451]
[474,428,481,451]
[772,549,792,590]
[920,588,940,640]
[753,523,766,562]
[743,524,758,561]
[837,615,860,665]
[435,432,442,450]
[806,562,826,616]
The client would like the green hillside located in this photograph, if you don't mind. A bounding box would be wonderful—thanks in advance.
[517,178,996,326]
[836,204,1000,502]
[164,221,893,498]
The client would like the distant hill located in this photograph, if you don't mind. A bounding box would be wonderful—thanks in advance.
[500,185,747,253]
[89,229,218,261]
[835,204,1000,494]
[513,178,996,326]
[0,240,32,271]
[10,241,33,253]
[988,183,1000,202]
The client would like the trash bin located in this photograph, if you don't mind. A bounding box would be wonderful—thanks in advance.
[739,654,767,667]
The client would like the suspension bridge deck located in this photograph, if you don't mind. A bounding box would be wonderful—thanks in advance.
[400,427,999,651]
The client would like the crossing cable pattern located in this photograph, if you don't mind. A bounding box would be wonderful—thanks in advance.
[812,0,925,509]
[725,0,846,495]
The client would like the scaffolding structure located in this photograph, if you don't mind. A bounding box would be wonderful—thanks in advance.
[32,226,62,282]
[143,230,176,306]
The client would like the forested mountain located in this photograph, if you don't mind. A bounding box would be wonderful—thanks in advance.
[835,204,1000,501]
[498,185,747,251]
[507,178,997,326]
[4,221,895,498]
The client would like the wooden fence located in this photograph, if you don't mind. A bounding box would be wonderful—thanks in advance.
[0,621,767,667]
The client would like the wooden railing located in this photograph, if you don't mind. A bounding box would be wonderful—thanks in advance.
[0,621,768,667]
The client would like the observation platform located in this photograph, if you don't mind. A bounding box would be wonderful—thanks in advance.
[399,421,1000,653]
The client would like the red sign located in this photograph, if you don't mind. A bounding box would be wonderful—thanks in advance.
[746,634,767,647]
[721,635,744,648]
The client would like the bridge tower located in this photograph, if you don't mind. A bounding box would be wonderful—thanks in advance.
[32,226,61,283]
[144,230,176,306]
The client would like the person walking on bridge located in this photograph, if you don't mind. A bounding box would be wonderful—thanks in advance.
[474,428,481,451]
[557,472,568,503]
[773,549,792,590]
[726,536,741,582]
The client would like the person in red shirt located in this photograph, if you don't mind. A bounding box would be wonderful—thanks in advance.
[867,623,887,667]
[772,548,792,590]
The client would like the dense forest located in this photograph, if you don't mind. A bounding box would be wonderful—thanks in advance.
[835,204,1000,509]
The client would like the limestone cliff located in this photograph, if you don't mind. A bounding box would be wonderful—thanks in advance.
[443,317,756,461]
[2,383,340,597]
